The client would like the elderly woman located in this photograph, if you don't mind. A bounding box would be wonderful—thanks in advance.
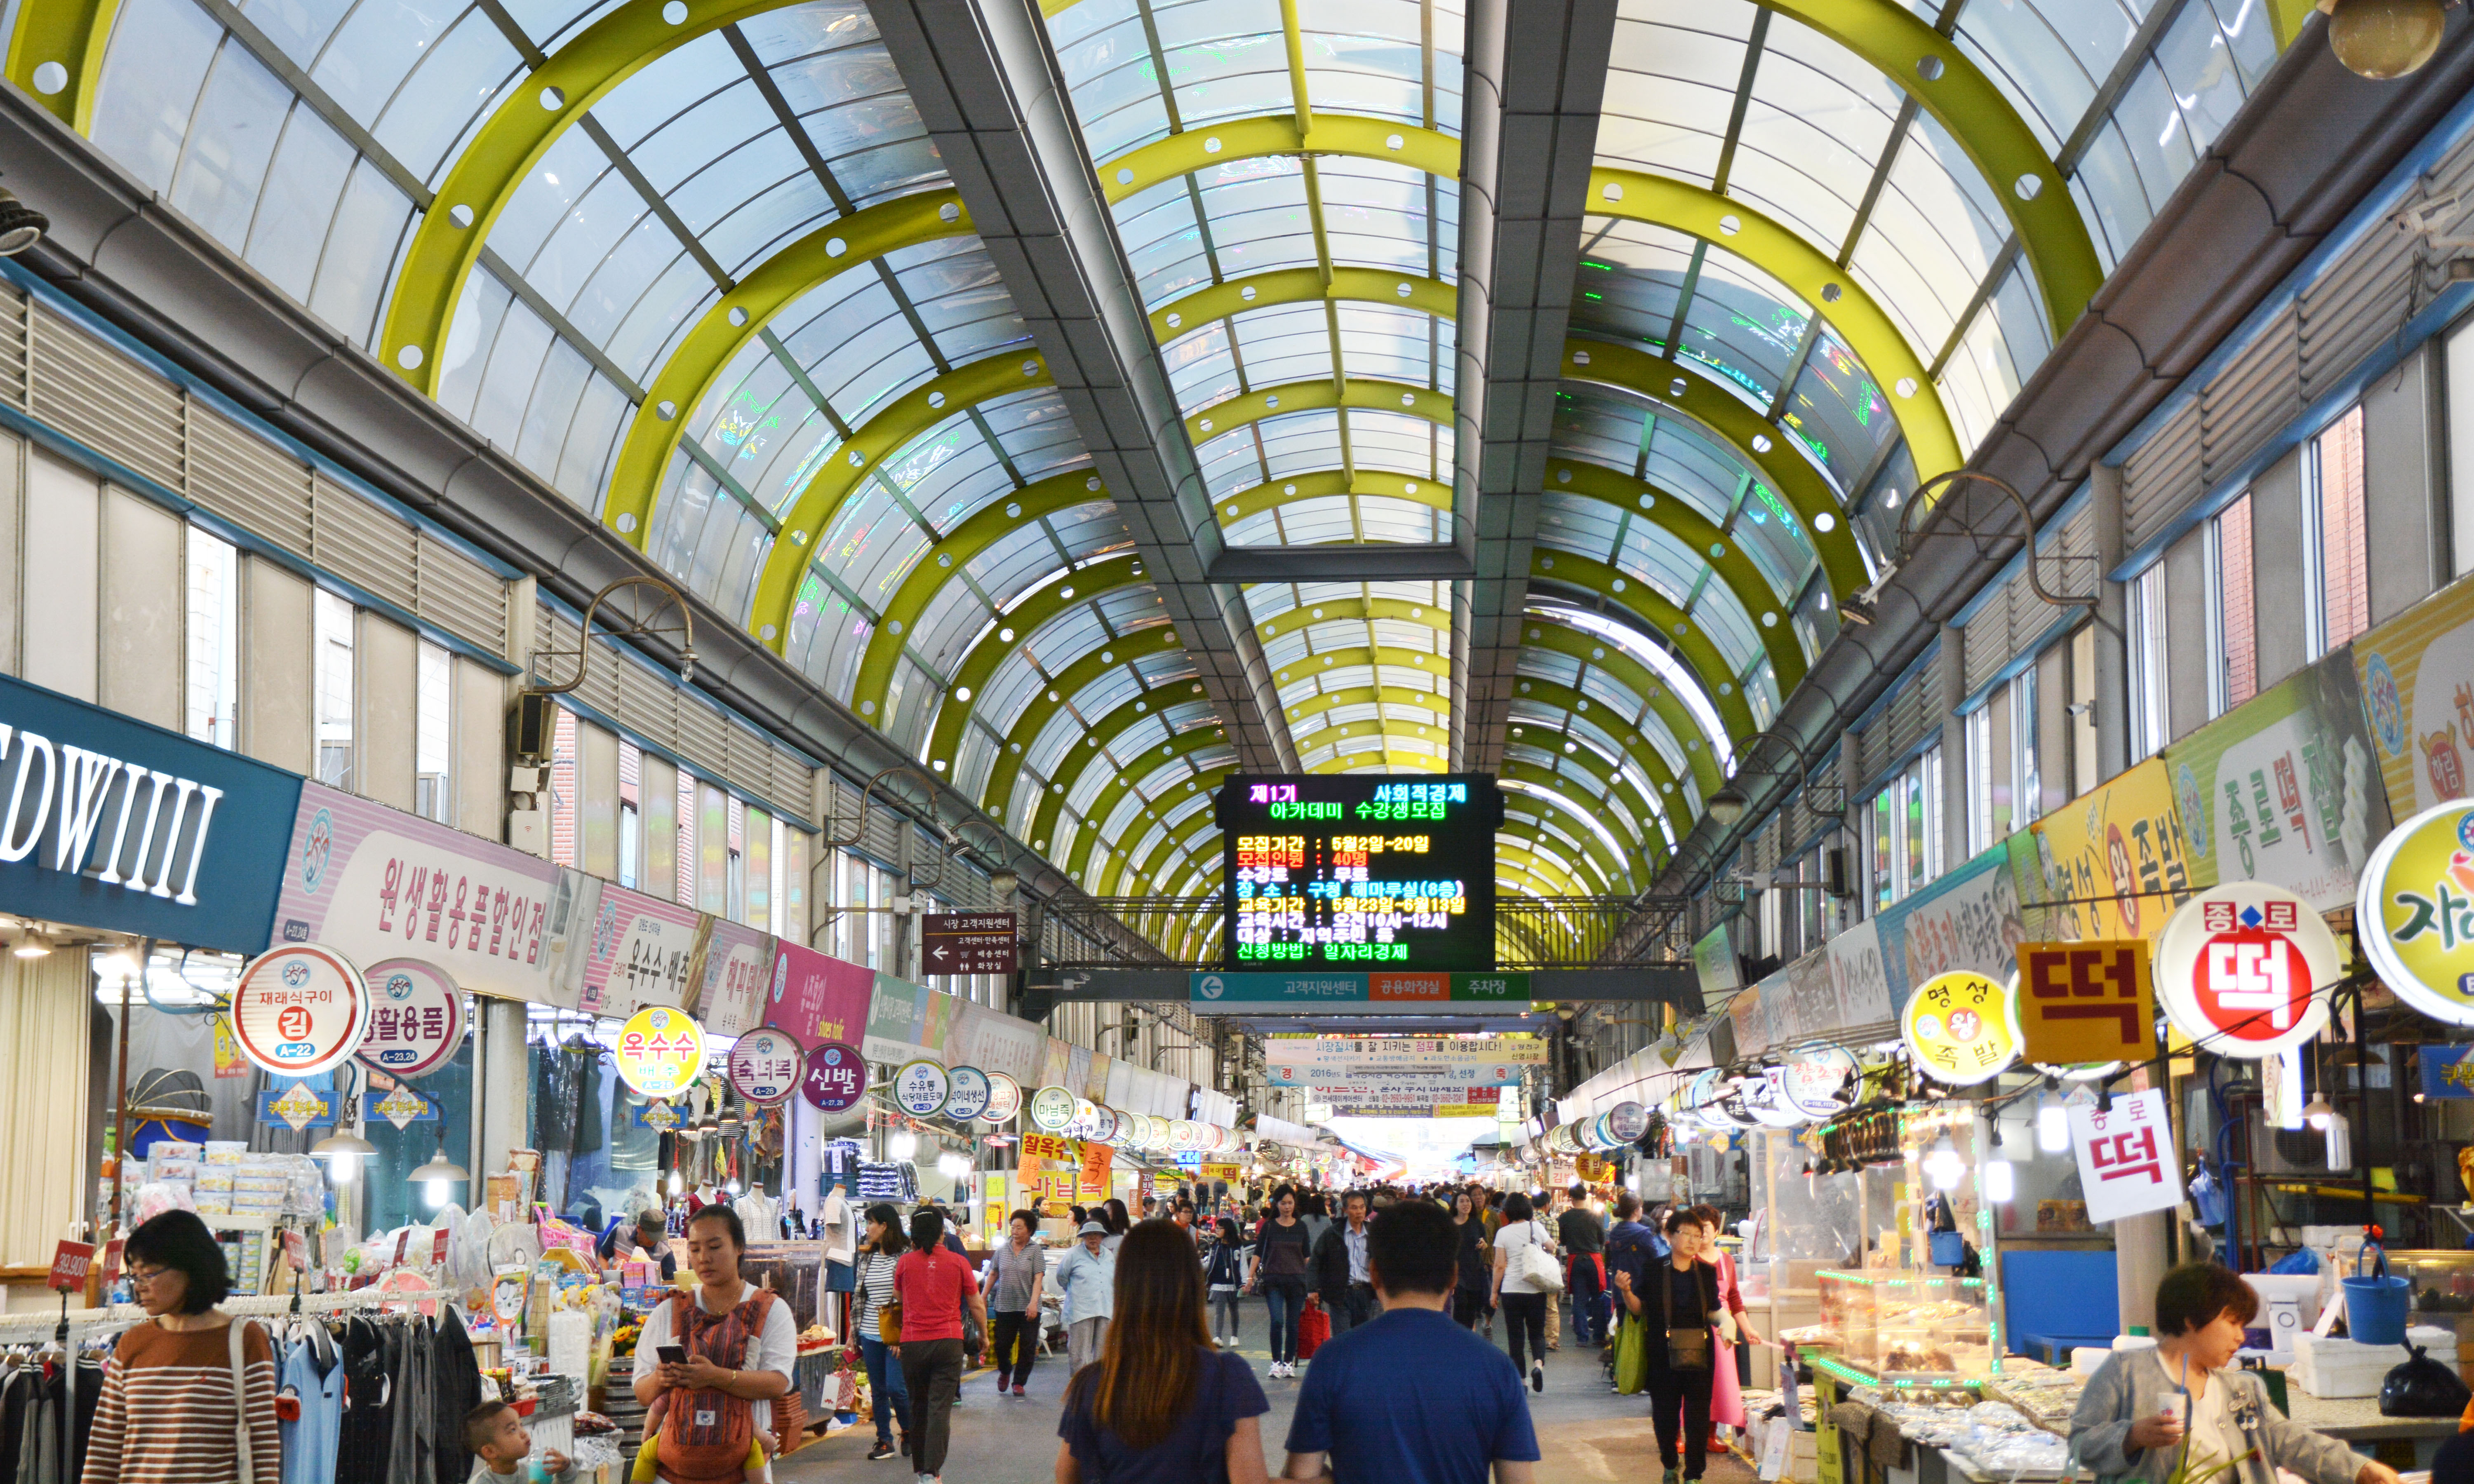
[2071,1263,2402,1484]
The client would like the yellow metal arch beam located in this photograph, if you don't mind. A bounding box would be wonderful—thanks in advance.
[1150,266,1455,345]
[1100,115,1458,206]
[922,551,1145,769]
[375,0,809,394]
[5,0,114,129]
[1498,840,1603,897]
[1128,809,1222,902]
[1506,677,1690,814]
[1271,644,1453,697]
[757,353,1056,650]
[1562,340,1867,597]
[1207,469,1442,526]
[600,191,974,542]
[1525,548,1759,740]
[1184,376,1449,449]
[1498,771,1651,888]
[1278,684,1451,729]
[1037,688,1221,864]
[851,467,1116,720]
[1516,613,1728,794]
[1065,740,1229,881]
[1582,171,1963,481]
[1500,752,1671,863]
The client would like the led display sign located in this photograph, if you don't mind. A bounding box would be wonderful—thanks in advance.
[1217,774,1503,970]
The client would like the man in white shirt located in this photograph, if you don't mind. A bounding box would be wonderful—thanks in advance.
[630,1207,798,1472]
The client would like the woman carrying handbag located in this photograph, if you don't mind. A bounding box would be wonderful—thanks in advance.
[851,1203,912,1464]
[1487,1193,1562,1394]
[1614,1209,1725,1484]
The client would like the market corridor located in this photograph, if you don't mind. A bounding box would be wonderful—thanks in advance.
[774,1311,1730,1484]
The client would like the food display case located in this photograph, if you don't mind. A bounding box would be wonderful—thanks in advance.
[1816,1269,1995,1381]
[2386,1250,2474,1381]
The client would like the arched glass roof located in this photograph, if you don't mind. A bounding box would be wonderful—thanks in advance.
[23,0,2300,904]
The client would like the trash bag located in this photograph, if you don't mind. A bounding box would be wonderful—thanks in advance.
[1614,1314,1650,1395]
[2380,1345,2472,1417]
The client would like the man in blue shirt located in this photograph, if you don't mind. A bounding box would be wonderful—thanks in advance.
[1285,1200,1541,1484]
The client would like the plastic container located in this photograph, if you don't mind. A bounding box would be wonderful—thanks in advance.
[2345,1246,2413,1346]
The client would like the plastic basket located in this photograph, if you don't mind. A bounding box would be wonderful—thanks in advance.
[2342,1244,2411,1346]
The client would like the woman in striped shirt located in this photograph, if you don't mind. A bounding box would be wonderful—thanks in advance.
[82,1210,281,1484]
[854,1202,914,1464]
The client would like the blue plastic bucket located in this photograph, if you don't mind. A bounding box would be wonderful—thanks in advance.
[2342,1244,2411,1345]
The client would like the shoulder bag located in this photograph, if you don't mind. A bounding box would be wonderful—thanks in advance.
[1512,1221,1565,1294]
[1659,1261,1710,1372]
[875,1254,903,1343]
[227,1319,258,1483]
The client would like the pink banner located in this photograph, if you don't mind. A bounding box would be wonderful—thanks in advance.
[693,918,776,1040]
[579,884,701,1019]
[761,939,872,1050]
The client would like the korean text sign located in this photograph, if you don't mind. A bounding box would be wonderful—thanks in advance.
[2015,940,2154,1065]
[2069,1087,2184,1224]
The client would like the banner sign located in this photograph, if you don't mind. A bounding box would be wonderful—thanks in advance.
[2422,1044,2474,1099]
[726,1026,804,1105]
[1900,970,2021,1086]
[0,673,304,953]
[274,783,593,1007]
[800,1041,866,1113]
[2069,1087,2184,1223]
[687,918,771,1039]
[355,958,465,1078]
[2354,574,2474,819]
[2020,757,2192,945]
[2358,798,2474,1026]
[1874,843,2029,1015]
[762,940,874,1052]
[579,884,698,1020]
[2015,940,2155,1066]
[2167,648,2388,910]
[232,943,372,1076]
[1263,1037,1538,1086]
[893,1059,950,1117]
[945,1000,1046,1087]
[614,1006,705,1098]
[864,972,955,1064]
[1188,970,1532,1014]
[1692,925,1740,999]
[981,1071,1021,1124]
[1312,1083,1499,1116]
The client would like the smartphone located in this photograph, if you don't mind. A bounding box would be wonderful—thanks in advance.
[656,1345,689,1366]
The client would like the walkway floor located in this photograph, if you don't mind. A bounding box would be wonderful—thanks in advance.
[778,1306,1761,1483]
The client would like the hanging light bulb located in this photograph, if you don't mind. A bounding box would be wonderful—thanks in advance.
[725,1179,742,1195]
[667,1169,685,1195]
[888,1129,918,1160]
[1923,1132,1966,1191]
[2304,1093,2335,1131]
[1985,1158,2016,1205]
[2036,1096,2070,1153]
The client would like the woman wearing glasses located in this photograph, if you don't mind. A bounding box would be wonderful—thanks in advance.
[82,1209,282,1484]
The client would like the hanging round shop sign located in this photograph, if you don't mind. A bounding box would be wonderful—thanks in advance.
[2361,798,2474,1026]
[894,1060,952,1117]
[979,1072,1022,1125]
[1780,1043,1860,1120]
[1087,1104,1119,1143]
[355,958,463,1078]
[1606,1100,1650,1144]
[726,1027,806,1106]
[2157,880,2341,1055]
[800,1041,867,1113]
[615,1006,707,1097]
[1029,1084,1079,1133]
[942,1066,992,1122]
[1742,1067,1809,1129]
[232,943,371,1078]
[1901,970,2020,1086]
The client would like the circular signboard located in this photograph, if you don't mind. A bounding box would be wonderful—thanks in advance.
[726,1027,805,1105]
[1901,970,2020,1086]
[1740,1068,1809,1129]
[1605,1100,1650,1144]
[1169,1119,1201,1151]
[2157,881,2341,1055]
[894,1060,952,1117]
[1780,1043,1860,1119]
[801,1041,866,1112]
[943,1066,992,1122]
[979,1072,1022,1125]
[1029,1084,1079,1133]
[355,958,463,1078]
[615,1006,707,1097]
[2360,798,2474,1025]
[232,944,371,1078]
[1088,1104,1119,1143]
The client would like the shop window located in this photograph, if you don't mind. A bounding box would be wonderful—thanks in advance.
[415,640,452,822]
[617,741,640,890]
[675,771,697,907]
[313,589,353,788]
[1965,707,1993,855]
[2304,404,2370,659]
[2206,493,2255,716]
[548,706,578,868]
[528,1022,658,1226]
[183,526,238,750]
[2128,562,2168,760]
[769,818,789,943]
[361,1032,476,1234]
[727,848,745,923]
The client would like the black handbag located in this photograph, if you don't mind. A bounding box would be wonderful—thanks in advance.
[1659,1261,1711,1372]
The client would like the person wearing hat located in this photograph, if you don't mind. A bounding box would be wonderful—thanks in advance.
[597,1208,677,1281]
[1053,1219,1118,1375]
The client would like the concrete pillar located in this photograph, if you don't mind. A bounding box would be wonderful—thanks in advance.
[2091,465,2131,777]
[1841,735,1865,924]
[477,998,529,1188]
[2117,1210,2166,1333]
[1940,623,1968,869]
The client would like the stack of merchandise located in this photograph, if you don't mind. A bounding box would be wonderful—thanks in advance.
[2291,1327,2458,1399]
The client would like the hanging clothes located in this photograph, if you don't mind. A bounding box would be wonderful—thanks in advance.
[279,1334,343,1484]
[336,1317,395,1482]
[386,1313,433,1484]
[428,1310,481,1484]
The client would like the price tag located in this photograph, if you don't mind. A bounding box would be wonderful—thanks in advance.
[47,1240,94,1293]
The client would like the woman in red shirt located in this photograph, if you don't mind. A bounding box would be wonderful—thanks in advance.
[894,1208,988,1484]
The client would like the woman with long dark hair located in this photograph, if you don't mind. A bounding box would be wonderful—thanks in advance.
[852,1202,913,1463]
[1101,1198,1132,1254]
[1489,1191,1558,1392]
[1451,1188,1493,1331]
[1205,1216,1248,1348]
[1245,1186,1312,1379]
[1054,1221,1269,1484]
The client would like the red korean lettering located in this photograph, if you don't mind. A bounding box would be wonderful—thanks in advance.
[423,868,449,942]
[446,876,471,950]
[524,901,546,965]
[403,866,431,937]
[378,858,403,934]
